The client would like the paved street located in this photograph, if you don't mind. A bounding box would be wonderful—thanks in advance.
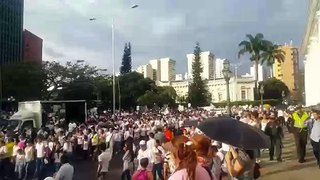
[73,131,320,180]
[260,131,320,180]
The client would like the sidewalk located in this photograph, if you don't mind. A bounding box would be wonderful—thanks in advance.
[260,132,320,180]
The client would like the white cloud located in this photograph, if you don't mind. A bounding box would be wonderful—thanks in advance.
[24,0,308,74]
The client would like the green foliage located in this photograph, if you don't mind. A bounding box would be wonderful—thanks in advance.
[137,86,177,108]
[238,33,275,97]
[212,99,281,107]
[137,90,158,107]
[261,44,286,66]
[188,42,210,107]
[2,62,46,101]
[259,78,289,100]
[2,60,176,109]
[119,72,155,109]
[120,42,132,75]
[43,61,99,100]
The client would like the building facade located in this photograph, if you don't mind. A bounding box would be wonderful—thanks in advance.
[273,45,299,99]
[215,58,225,79]
[301,0,320,106]
[187,51,215,80]
[136,64,153,80]
[160,58,176,81]
[149,59,161,81]
[23,30,43,65]
[158,76,255,103]
[249,63,269,82]
[0,0,24,64]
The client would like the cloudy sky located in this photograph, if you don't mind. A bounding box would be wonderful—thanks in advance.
[24,0,308,74]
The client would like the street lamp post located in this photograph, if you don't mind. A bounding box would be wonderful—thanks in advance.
[90,4,139,118]
[222,59,232,116]
[260,84,264,108]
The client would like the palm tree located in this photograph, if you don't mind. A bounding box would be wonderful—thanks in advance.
[238,33,272,96]
[261,44,286,76]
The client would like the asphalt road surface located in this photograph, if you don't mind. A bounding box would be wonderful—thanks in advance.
[73,130,320,180]
[73,151,123,180]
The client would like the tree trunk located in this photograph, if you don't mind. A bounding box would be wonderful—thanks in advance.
[255,60,259,95]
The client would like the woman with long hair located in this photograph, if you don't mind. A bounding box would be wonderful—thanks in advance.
[167,135,211,180]
[122,141,134,180]
[190,134,214,179]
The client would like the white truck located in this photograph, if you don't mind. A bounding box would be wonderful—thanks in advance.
[7,100,87,133]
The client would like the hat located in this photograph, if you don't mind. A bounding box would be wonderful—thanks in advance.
[139,140,146,146]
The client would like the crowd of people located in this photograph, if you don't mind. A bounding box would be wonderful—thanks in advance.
[0,104,319,180]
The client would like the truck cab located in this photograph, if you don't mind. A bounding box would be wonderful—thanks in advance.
[8,101,42,133]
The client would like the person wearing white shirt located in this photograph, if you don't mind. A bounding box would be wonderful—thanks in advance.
[140,126,147,140]
[113,129,122,154]
[277,109,285,126]
[97,143,112,180]
[124,129,131,141]
[147,132,156,151]
[35,138,45,177]
[68,121,77,133]
[137,140,154,171]
[133,126,140,140]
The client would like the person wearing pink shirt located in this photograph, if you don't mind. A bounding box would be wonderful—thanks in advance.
[165,136,212,180]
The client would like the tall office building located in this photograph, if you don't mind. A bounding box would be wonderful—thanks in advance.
[215,58,225,79]
[273,44,299,99]
[160,58,176,81]
[187,51,215,80]
[136,64,153,80]
[0,0,24,64]
[149,59,161,81]
[250,63,269,82]
[23,30,43,65]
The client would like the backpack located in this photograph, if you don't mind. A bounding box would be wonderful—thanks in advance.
[133,169,148,180]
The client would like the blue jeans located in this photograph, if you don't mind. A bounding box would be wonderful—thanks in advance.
[24,160,35,180]
[35,158,44,177]
[121,169,131,180]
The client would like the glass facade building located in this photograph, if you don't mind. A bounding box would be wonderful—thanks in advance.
[0,0,24,65]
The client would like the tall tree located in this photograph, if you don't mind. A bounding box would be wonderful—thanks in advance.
[188,42,210,107]
[43,61,99,100]
[238,33,272,96]
[2,62,46,101]
[120,42,132,74]
[261,44,286,76]
[118,72,155,109]
[259,78,289,100]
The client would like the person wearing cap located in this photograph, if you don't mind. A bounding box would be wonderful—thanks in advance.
[137,140,154,171]
[307,108,320,168]
[291,105,309,163]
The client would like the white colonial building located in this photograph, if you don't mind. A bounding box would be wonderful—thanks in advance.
[158,76,255,103]
[302,0,320,106]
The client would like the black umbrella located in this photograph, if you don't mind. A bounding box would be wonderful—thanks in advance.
[198,117,270,149]
[183,120,201,127]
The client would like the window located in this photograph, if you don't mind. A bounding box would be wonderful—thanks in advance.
[241,90,246,100]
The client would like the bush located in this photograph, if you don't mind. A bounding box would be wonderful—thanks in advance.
[212,99,281,107]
